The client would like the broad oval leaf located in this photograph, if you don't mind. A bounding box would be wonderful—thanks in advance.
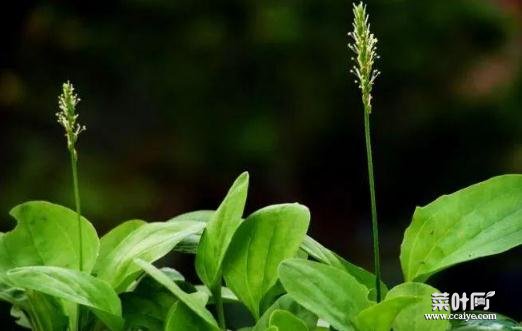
[302,236,387,300]
[269,310,309,331]
[93,220,205,292]
[196,172,249,289]
[223,203,310,319]
[278,259,372,331]
[0,201,99,272]
[354,296,419,331]
[401,175,522,282]
[134,259,219,331]
[6,266,123,331]
[386,282,450,331]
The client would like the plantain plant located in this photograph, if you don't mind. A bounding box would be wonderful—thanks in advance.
[348,0,382,303]
[0,2,521,331]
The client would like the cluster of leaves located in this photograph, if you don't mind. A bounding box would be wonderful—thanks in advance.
[1,171,522,330]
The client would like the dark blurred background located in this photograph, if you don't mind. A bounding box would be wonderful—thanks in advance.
[1,0,521,327]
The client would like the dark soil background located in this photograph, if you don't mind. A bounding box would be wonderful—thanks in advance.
[0,0,521,328]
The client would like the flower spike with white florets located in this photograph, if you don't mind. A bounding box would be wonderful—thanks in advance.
[56,81,86,157]
[348,2,380,113]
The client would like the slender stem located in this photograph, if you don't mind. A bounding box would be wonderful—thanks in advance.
[213,285,226,330]
[69,149,82,331]
[363,106,382,302]
[69,149,83,271]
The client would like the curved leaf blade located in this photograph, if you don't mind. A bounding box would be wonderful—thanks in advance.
[401,175,522,281]
[6,266,122,331]
[269,310,309,331]
[94,221,205,291]
[0,201,99,272]
[121,269,180,331]
[355,296,419,331]
[196,172,249,289]
[134,259,219,330]
[98,219,145,262]
[164,300,217,331]
[223,203,310,319]
[253,294,317,331]
[385,282,450,331]
[302,236,387,300]
[278,259,372,331]
[169,210,215,254]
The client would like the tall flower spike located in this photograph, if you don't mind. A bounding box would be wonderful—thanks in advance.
[348,2,380,113]
[349,2,383,302]
[57,81,86,156]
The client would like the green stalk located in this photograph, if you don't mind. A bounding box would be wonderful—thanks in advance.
[212,285,226,330]
[363,107,382,302]
[69,150,83,271]
[68,136,82,331]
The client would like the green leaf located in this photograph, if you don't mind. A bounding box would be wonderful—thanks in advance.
[0,201,99,272]
[259,281,286,313]
[301,236,387,300]
[164,300,217,331]
[401,175,522,281]
[121,269,180,331]
[253,294,317,331]
[6,266,123,331]
[278,259,372,331]
[93,220,205,291]
[98,220,145,262]
[269,310,309,331]
[196,172,249,289]
[385,282,450,331]
[168,210,215,253]
[134,259,220,331]
[9,291,68,331]
[122,293,173,330]
[223,203,310,319]
[355,296,419,331]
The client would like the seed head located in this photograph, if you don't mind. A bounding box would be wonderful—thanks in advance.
[348,2,380,113]
[56,82,86,153]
